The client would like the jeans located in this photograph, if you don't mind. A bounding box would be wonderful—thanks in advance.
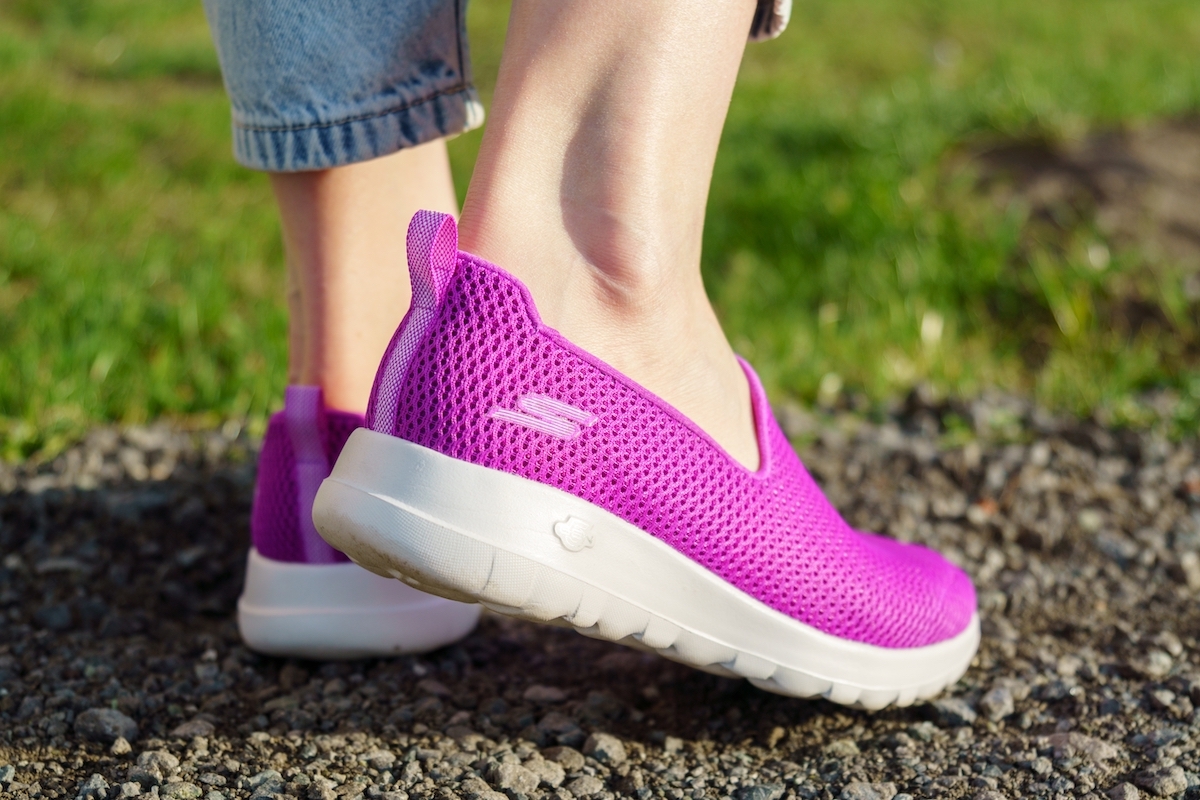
[203,0,791,172]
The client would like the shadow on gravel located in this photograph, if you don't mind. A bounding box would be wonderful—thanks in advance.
[1,403,1199,800]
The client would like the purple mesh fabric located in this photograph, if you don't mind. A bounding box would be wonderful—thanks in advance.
[251,388,362,564]
[369,211,976,649]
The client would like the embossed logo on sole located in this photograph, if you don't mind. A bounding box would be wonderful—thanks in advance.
[554,516,594,552]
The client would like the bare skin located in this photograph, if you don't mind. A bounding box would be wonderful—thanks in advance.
[271,2,759,467]
[271,139,459,414]
[459,0,761,469]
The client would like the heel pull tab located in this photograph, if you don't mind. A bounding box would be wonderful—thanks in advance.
[367,211,459,434]
[408,210,458,309]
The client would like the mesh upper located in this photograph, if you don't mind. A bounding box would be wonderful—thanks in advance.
[372,233,976,649]
[251,403,362,563]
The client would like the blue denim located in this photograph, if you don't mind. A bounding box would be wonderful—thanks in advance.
[203,0,791,172]
[202,0,483,171]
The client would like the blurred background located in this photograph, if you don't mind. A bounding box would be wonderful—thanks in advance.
[2,0,1199,460]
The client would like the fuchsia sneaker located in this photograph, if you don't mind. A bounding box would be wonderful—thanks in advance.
[313,211,979,707]
[237,385,480,658]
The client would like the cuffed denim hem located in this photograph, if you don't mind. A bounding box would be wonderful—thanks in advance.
[233,85,485,172]
[751,0,792,42]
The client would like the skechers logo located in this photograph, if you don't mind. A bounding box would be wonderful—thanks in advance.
[554,516,594,551]
[488,394,598,440]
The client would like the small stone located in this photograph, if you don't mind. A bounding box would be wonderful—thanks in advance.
[824,739,859,757]
[663,736,684,754]
[138,751,180,774]
[459,776,504,800]
[416,678,451,697]
[161,783,202,800]
[199,776,225,787]
[524,685,568,703]
[523,758,565,788]
[362,751,395,771]
[978,686,1014,722]
[76,708,139,744]
[538,711,584,745]
[170,719,215,739]
[1149,689,1177,711]
[35,603,73,631]
[205,793,226,800]
[1135,766,1187,797]
[564,776,605,797]
[246,771,283,791]
[487,763,539,796]
[582,732,627,765]
[249,774,286,800]
[735,785,785,800]
[1136,651,1174,679]
[0,766,15,787]
[1107,783,1140,800]
[1048,732,1120,762]
[111,737,133,756]
[542,747,586,772]
[77,774,109,800]
[840,783,897,800]
[930,697,977,727]
[117,782,142,798]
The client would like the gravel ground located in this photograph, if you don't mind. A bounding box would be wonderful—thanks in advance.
[2,394,1199,800]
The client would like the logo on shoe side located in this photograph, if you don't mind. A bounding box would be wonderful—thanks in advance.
[554,516,594,552]
[488,394,598,440]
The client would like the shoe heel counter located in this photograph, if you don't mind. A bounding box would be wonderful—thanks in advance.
[251,413,305,561]
[367,211,460,436]
[252,390,348,564]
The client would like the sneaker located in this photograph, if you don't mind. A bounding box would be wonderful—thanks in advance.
[313,211,978,706]
[237,384,480,658]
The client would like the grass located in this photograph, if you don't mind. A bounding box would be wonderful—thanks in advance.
[2,0,1199,460]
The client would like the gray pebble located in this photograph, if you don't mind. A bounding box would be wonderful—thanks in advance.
[76,774,109,800]
[824,739,859,757]
[930,697,977,727]
[524,685,568,703]
[117,782,142,798]
[169,719,215,739]
[524,758,565,788]
[75,708,139,744]
[565,775,606,797]
[486,763,539,795]
[161,783,202,800]
[1135,766,1187,797]
[35,603,73,631]
[0,766,15,787]
[543,747,586,772]
[1107,783,1141,800]
[735,785,785,800]
[839,783,896,800]
[978,686,1014,721]
[582,732,627,765]
[245,771,283,791]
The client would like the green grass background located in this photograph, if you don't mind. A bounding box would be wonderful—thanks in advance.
[2,0,1199,460]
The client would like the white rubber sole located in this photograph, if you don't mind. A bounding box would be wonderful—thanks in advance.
[313,429,979,708]
[237,547,481,659]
